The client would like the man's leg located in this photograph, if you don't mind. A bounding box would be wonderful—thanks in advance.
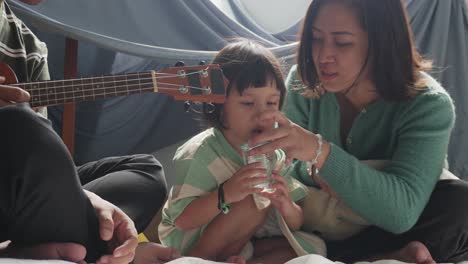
[0,106,105,261]
[78,154,167,232]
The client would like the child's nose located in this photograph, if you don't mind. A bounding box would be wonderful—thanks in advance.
[256,104,268,114]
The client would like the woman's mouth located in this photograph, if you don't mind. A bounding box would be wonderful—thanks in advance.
[320,71,338,81]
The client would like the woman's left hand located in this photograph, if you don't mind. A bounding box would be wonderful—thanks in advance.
[249,110,324,164]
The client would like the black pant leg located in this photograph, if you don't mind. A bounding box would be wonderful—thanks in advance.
[78,154,167,232]
[404,179,468,262]
[0,106,106,262]
[328,179,468,263]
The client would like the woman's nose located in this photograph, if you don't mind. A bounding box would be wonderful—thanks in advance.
[318,44,336,64]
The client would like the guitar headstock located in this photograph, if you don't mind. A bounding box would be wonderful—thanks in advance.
[156,64,227,104]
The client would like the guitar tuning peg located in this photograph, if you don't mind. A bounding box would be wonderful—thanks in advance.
[184,101,191,112]
[198,60,206,65]
[175,61,185,67]
[203,102,215,114]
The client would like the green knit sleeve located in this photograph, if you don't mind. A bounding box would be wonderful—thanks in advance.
[320,86,455,234]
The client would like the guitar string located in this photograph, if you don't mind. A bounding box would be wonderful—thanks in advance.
[26,82,212,96]
[28,84,221,106]
[9,68,212,88]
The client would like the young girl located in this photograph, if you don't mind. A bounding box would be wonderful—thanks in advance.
[158,39,312,264]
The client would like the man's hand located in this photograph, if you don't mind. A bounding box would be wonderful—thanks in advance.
[84,190,139,264]
[134,242,180,264]
[0,76,30,107]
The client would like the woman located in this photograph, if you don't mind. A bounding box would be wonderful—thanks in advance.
[249,0,468,263]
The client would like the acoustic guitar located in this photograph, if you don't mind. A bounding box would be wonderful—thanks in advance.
[0,62,227,107]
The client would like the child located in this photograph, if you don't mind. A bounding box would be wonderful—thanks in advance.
[158,39,314,264]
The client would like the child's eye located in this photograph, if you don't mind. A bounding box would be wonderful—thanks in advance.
[267,102,278,106]
[240,102,254,106]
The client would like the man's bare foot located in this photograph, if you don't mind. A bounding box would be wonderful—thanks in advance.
[372,241,435,264]
[1,242,86,263]
[134,242,181,264]
[226,255,246,264]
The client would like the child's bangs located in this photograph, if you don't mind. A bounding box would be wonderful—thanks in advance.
[234,58,276,95]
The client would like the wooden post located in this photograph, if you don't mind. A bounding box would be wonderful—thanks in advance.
[62,38,78,156]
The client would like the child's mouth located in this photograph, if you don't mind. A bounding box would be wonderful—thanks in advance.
[252,128,263,135]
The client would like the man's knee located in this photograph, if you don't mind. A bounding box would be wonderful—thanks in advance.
[0,105,48,132]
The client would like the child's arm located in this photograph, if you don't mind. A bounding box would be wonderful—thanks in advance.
[261,173,304,231]
[174,191,220,231]
[175,162,269,231]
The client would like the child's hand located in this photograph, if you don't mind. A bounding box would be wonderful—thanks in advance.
[223,162,269,204]
[259,173,294,213]
[261,173,303,230]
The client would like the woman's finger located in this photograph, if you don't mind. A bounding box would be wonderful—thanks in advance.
[249,136,290,156]
[250,123,291,147]
[256,109,290,127]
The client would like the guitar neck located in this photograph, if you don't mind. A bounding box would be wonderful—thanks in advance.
[21,71,157,107]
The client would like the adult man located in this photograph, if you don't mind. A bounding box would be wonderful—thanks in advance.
[0,0,172,262]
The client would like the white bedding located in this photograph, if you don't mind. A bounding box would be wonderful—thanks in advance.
[165,255,467,264]
[164,255,408,264]
[2,255,466,264]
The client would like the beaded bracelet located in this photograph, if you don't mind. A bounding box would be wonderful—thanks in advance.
[217,182,230,214]
[306,134,323,176]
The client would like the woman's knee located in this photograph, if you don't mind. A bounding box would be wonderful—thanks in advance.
[430,180,468,224]
[424,180,468,262]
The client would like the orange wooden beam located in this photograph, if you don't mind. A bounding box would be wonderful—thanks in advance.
[62,38,78,156]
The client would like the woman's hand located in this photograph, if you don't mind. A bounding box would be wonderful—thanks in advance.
[84,190,139,264]
[223,162,269,204]
[249,110,330,167]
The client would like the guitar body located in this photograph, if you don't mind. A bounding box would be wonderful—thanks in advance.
[0,62,227,107]
[0,62,19,85]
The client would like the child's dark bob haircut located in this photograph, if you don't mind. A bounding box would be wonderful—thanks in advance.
[204,39,287,129]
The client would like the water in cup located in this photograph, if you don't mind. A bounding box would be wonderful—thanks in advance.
[240,142,276,193]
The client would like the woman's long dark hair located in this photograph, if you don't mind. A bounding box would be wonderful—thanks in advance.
[297,0,431,100]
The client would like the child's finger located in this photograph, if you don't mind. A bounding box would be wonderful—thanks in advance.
[271,182,289,196]
[271,173,287,184]
[245,176,269,187]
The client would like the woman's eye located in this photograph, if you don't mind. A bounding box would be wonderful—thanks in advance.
[267,102,278,106]
[312,37,323,43]
[241,102,254,106]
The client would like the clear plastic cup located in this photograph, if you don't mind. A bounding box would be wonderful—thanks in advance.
[240,142,276,193]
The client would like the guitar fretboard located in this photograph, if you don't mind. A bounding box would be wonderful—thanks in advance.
[20,72,155,107]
